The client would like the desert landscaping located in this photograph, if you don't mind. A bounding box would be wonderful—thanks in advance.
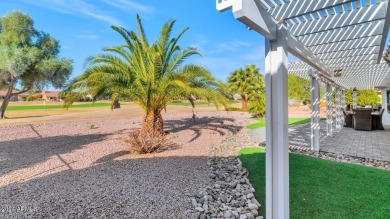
[2,1,390,218]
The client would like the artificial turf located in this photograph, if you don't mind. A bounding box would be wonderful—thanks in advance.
[246,117,326,129]
[238,147,390,219]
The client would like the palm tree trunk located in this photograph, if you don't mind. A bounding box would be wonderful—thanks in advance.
[141,111,164,136]
[0,78,15,119]
[241,95,248,111]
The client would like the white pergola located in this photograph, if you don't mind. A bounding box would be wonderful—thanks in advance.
[216,0,390,218]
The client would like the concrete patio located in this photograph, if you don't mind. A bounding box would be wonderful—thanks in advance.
[321,125,390,162]
[289,121,390,162]
[248,121,390,162]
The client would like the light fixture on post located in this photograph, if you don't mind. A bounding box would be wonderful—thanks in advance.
[334,69,342,77]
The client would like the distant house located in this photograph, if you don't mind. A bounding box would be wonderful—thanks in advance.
[233,94,242,100]
[0,90,29,101]
[41,90,60,101]
[18,92,30,100]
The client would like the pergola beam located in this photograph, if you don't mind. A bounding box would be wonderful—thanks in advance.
[216,0,233,12]
[268,0,356,21]
[323,54,377,64]
[317,46,380,60]
[328,60,377,68]
[290,3,386,36]
[232,0,277,40]
[232,0,333,77]
[299,21,384,47]
[377,0,390,63]
[310,36,382,54]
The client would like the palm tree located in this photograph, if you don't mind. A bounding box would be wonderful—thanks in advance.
[384,43,390,65]
[227,65,263,110]
[62,15,227,136]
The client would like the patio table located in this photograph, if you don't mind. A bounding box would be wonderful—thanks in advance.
[347,111,384,130]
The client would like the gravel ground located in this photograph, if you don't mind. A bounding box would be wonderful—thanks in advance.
[0,111,250,218]
[185,125,263,219]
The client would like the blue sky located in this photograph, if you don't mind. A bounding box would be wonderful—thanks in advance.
[0,0,270,85]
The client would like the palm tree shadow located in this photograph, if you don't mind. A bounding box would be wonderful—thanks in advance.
[0,133,113,177]
[164,116,242,142]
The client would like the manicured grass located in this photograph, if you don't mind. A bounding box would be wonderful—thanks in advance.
[246,117,325,129]
[6,102,111,111]
[238,147,390,219]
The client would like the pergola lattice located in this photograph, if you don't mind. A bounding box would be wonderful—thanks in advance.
[216,0,390,218]
[218,0,390,89]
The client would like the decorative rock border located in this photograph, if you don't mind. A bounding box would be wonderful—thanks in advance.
[185,125,263,219]
[257,142,390,170]
[288,145,390,170]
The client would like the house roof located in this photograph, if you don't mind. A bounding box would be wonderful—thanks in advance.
[0,90,20,97]
[44,91,60,98]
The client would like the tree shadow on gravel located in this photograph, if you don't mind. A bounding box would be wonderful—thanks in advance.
[0,155,211,219]
[164,116,242,142]
[0,133,112,177]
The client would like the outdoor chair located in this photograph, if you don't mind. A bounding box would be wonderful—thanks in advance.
[342,108,353,127]
[373,108,385,130]
[353,109,372,131]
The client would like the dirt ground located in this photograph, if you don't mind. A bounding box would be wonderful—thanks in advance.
[0,102,236,127]
[0,110,249,218]
[0,101,325,127]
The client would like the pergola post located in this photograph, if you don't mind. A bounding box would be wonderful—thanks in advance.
[326,83,333,136]
[335,88,342,129]
[341,90,346,125]
[265,26,289,219]
[353,90,357,109]
[309,69,320,151]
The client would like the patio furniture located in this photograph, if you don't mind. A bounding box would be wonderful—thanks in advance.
[342,108,353,127]
[372,108,385,130]
[353,108,373,131]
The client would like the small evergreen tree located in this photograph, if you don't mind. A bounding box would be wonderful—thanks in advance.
[0,11,72,118]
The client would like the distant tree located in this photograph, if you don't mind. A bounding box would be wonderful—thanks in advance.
[247,72,265,117]
[357,89,381,106]
[62,15,227,136]
[288,74,311,105]
[345,90,353,107]
[384,43,390,65]
[333,89,380,107]
[0,11,72,118]
[227,65,264,110]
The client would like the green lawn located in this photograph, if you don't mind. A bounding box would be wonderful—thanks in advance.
[238,147,390,219]
[247,117,325,129]
[6,102,111,111]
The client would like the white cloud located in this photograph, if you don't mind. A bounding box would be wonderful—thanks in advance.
[18,0,122,25]
[98,0,155,14]
[206,40,252,55]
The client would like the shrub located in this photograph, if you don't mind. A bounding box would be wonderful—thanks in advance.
[125,130,169,154]
[87,123,95,129]
[26,95,37,101]
[248,98,266,118]
[225,107,243,112]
